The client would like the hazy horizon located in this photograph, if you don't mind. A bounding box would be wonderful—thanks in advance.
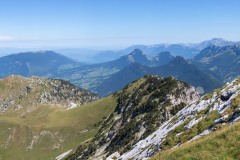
[1,0,240,49]
[0,37,238,51]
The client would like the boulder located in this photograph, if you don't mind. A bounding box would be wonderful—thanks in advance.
[220,91,232,101]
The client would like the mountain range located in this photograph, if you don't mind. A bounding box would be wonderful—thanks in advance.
[51,49,174,91]
[0,38,231,64]
[87,38,237,62]
[1,41,239,98]
[0,51,81,78]
[94,43,240,96]
[193,44,240,82]
[96,56,223,96]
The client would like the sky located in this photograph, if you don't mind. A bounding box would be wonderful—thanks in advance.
[0,0,240,49]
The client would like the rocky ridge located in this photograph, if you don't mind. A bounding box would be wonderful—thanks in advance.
[66,75,199,160]
[117,78,240,159]
[0,75,98,113]
[65,76,240,160]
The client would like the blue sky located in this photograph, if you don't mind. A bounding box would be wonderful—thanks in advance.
[0,0,240,49]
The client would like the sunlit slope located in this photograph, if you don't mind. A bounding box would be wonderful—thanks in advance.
[0,96,116,160]
[0,77,116,160]
[151,121,240,160]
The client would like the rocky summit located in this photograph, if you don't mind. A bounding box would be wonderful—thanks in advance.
[66,75,199,160]
[0,75,98,113]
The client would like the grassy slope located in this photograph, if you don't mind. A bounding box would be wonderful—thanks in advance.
[151,122,240,160]
[0,96,116,160]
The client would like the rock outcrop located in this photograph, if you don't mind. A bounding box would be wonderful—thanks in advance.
[66,77,240,160]
[66,75,199,160]
[119,78,240,159]
[0,75,98,113]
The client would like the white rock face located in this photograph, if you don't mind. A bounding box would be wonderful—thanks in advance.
[119,115,187,159]
[106,152,120,160]
[55,149,73,160]
[189,129,210,142]
[117,79,240,160]
[184,117,202,130]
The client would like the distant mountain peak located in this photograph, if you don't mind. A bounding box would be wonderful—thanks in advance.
[157,51,172,57]
[197,38,235,50]
[14,50,59,55]
[208,38,233,45]
[126,49,148,63]
[193,44,240,81]
[130,48,143,54]
[211,37,226,41]
[151,51,175,66]
[203,38,229,43]
[128,49,145,57]
[193,45,223,61]
[0,50,77,78]
[170,56,188,65]
[204,44,221,50]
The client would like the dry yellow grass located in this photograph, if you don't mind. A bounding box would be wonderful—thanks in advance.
[151,122,240,160]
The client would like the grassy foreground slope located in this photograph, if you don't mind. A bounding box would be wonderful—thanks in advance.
[0,96,116,160]
[151,122,240,160]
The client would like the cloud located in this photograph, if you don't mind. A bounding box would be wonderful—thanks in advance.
[0,36,15,41]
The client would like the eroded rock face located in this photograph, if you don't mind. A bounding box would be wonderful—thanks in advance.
[66,78,240,160]
[66,75,200,160]
[118,78,240,160]
[0,75,98,113]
